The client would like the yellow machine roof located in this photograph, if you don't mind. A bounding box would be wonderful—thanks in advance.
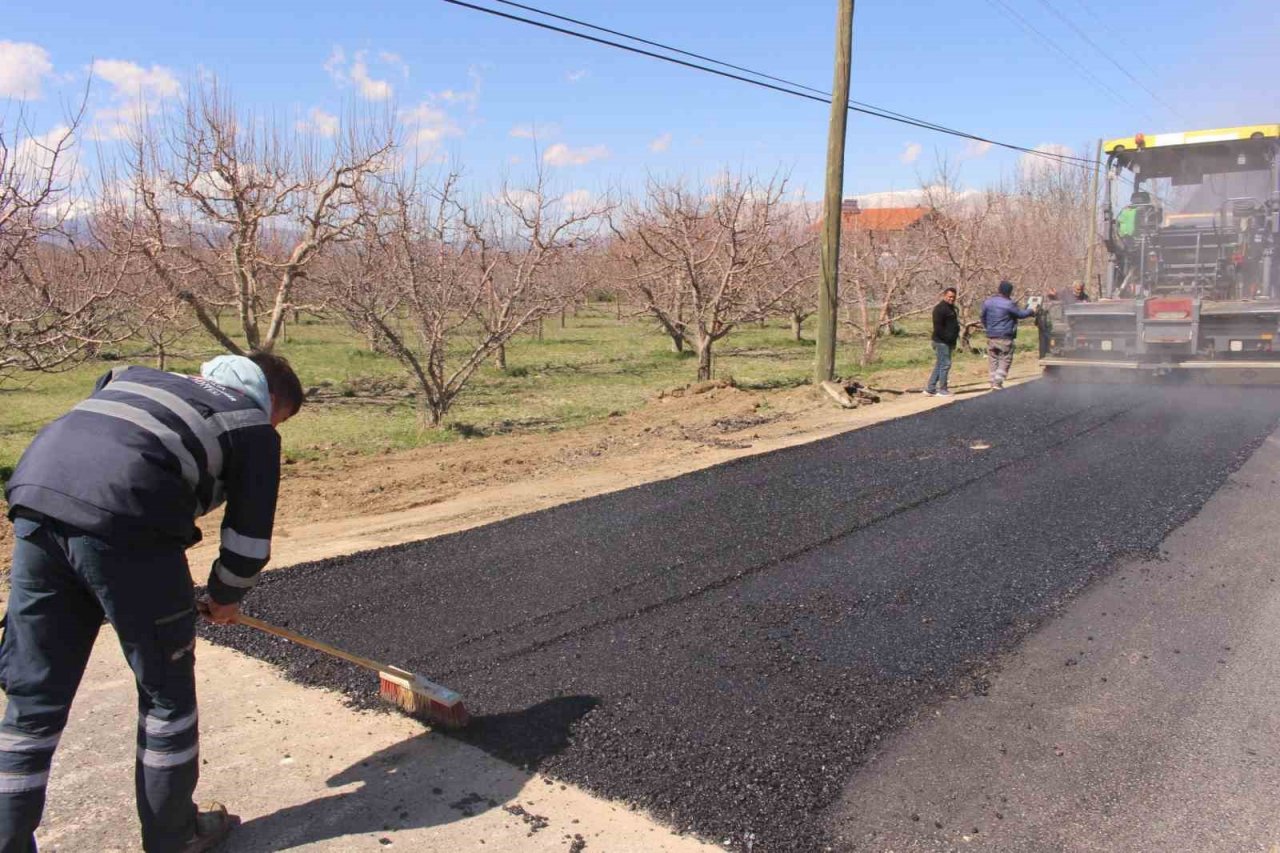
[1104,125,1280,154]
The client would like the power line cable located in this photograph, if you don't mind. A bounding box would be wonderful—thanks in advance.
[490,0,831,99]
[489,0,1050,151]
[1032,0,1184,120]
[444,0,1099,171]
[982,0,1150,120]
[1068,0,1162,78]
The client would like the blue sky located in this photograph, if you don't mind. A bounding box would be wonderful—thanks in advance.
[5,0,1277,203]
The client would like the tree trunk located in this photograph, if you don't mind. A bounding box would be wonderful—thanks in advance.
[696,338,713,381]
[179,293,244,355]
[670,333,685,354]
[496,343,507,371]
[537,317,544,341]
[791,312,804,342]
[417,393,443,429]
[155,343,167,371]
[860,333,877,367]
[560,308,567,329]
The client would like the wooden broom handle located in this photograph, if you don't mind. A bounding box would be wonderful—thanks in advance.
[234,613,402,677]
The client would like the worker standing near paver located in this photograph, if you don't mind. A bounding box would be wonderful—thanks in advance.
[1036,289,1059,358]
[0,351,303,853]
[980,280,1036,390]
[1062,280,1091,304]
[924,287,959,397]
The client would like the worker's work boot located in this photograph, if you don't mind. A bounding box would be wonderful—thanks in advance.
[180,802,240,852]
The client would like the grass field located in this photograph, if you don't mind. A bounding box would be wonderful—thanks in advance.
[0,305,982,482]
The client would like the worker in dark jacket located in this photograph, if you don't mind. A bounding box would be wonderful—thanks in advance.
[1,351,303,853]
[925,287,959,397]
[1036,289,1059,357]
[980,280,1036,389]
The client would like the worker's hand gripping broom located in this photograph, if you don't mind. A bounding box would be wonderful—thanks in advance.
[233,613,470,729]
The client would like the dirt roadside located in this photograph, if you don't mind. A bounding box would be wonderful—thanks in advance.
[5,362,1032,851]
[0,361,1023,573]
[195,364,1030,573]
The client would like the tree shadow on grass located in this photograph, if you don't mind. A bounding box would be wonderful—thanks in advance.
[229,695,598,851]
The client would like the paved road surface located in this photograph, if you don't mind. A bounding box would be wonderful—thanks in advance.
[207,383,1280,851]
[830,426,1280,851]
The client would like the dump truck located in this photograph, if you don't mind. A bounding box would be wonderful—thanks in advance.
[1041,124,1280,382]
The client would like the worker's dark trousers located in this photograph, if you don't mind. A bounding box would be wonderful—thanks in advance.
[0,514,199,853]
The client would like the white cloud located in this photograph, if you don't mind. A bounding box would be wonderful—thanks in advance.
[15,125,76,182]
[379,51,409,78]
[297,107,340,138]
[436,68,483,110]
[325,47,393,101]
[543,142,609,167]
[962,139,993,159]
[561,188,594,214]
[394,69,483,159]
[13,125,91,218]
[351,55,391,100]
[899,142,922,165]
[499,188,539,215]
[324,46,346,79]
[648,132,672,153]
[89,59,181,140]
[510,122,559,140]
[92,59,181,101]
[566,69,588,83]
[0,41,53,99]
[400,100,460,155]
[849,185,980,208]
[1019,143,1075,177]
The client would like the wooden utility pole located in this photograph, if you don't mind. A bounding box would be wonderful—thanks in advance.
[815,0,855,383]
[1083,137,1103,297]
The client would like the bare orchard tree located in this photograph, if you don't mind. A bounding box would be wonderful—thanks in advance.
[618,173,808,381]
[1,110,134,385]
[120,81,393,353]
[766,203,820,341]
[324,169,610,426]
[124,264,198,369]
[839,224,935,366]
[477,178,611,372]
[1003,155,1093,292]
[610,219,689,354]
[918,163,1004,324]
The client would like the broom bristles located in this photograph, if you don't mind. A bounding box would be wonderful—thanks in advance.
[378,671,471,729]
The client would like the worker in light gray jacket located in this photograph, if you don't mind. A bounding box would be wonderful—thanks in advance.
[1,351,303,853]
[980,280,1036,389]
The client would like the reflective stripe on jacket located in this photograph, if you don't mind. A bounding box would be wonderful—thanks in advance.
[5,366,281,603]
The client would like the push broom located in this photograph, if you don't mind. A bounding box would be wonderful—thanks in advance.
[234,613,470,729]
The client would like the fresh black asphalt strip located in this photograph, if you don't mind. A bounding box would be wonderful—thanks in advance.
[202,382,1280,851]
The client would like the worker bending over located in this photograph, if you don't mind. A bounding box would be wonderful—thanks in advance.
[0,352,303,852]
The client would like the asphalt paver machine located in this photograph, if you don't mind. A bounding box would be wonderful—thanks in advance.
[1042,124,1280,382]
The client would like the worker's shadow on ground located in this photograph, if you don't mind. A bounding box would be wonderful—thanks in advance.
[229,695,599,851]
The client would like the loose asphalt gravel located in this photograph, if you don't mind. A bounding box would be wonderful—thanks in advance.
[201,381,1280,852]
